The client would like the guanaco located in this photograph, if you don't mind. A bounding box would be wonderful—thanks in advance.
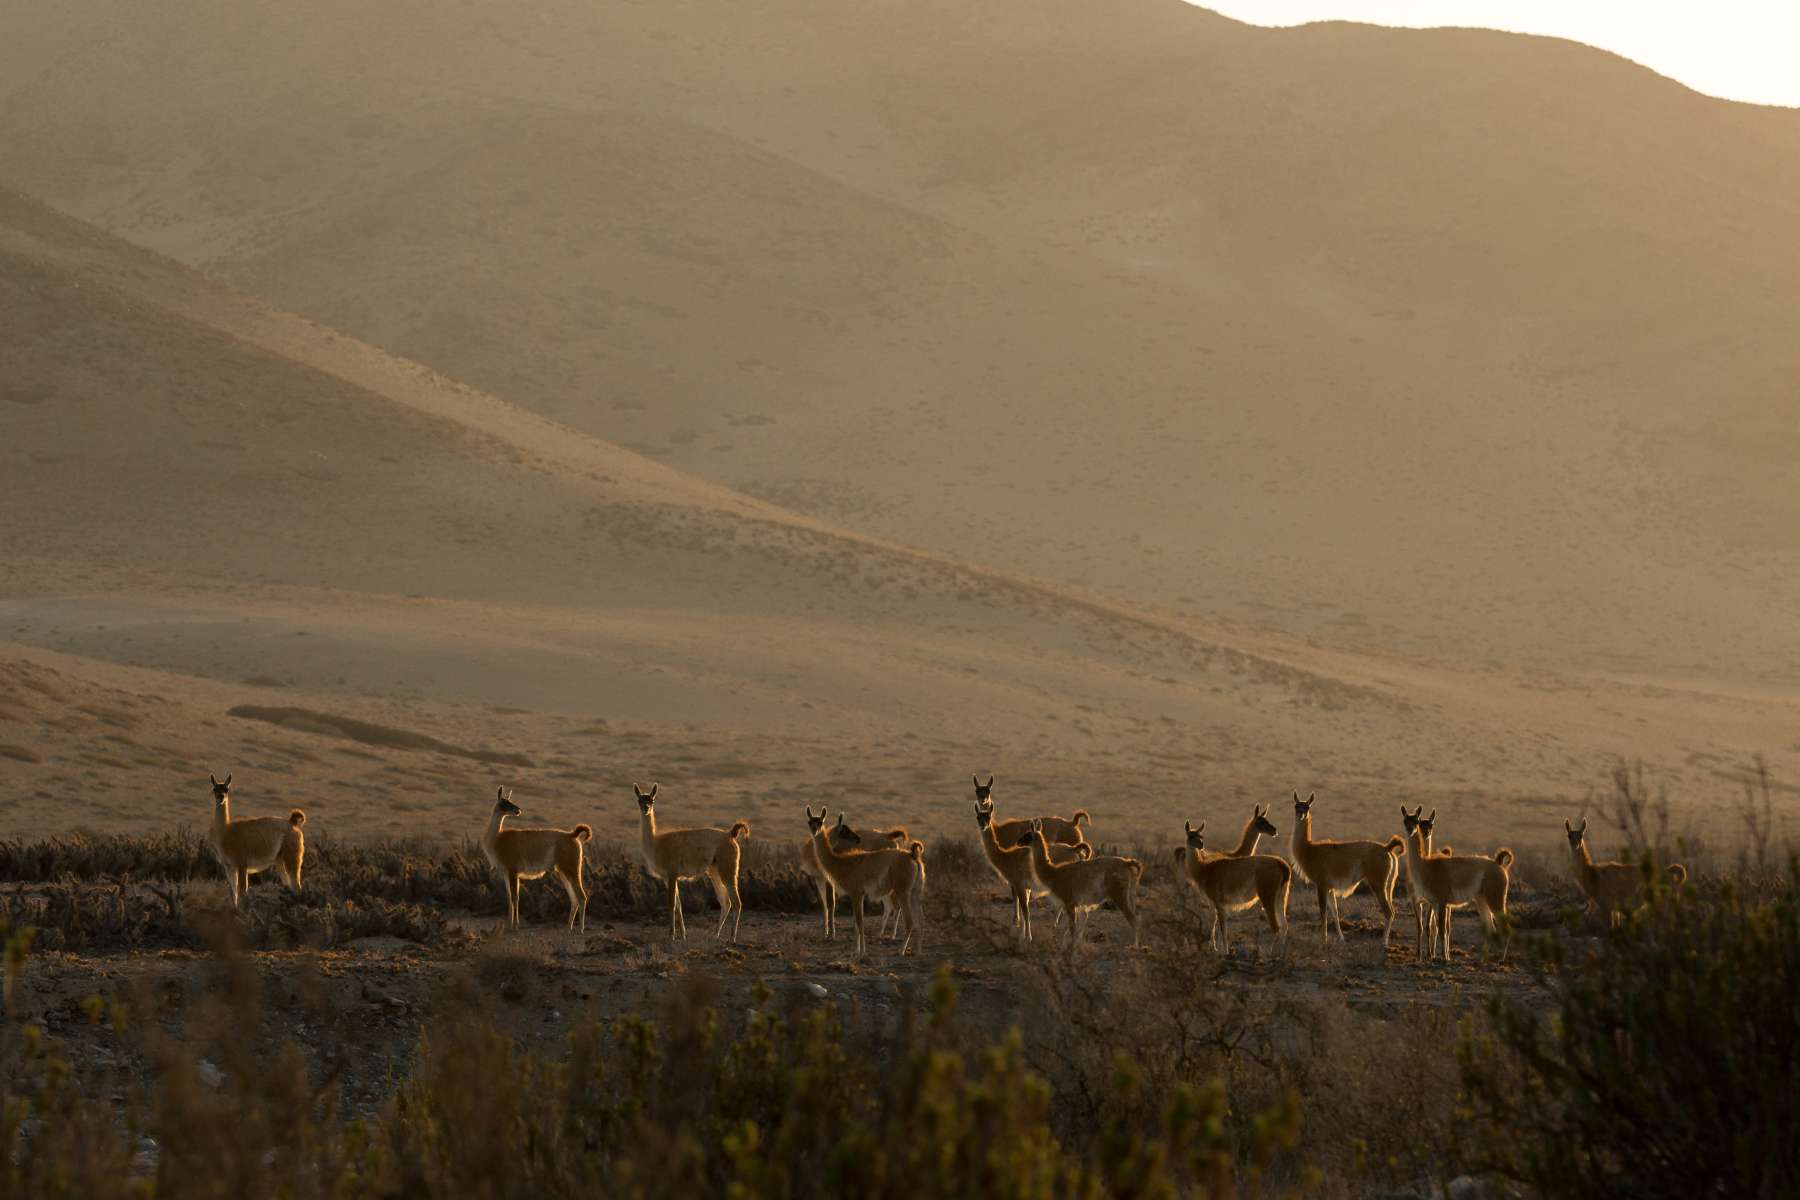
[1223,804,1280,857]
[801,815,906,939]
[1291,792,1403,949]
[480,787,592,931]
[1565,817,1687,927]
[973,775,1090,848]
[1406,811,1513,962]
[1400,805,1458,959]
[807,806,924,957]
[634,783,750,942]
[207,773,304,909]
[1176,821,1292,956]
[973,796,1091,940]
[1014,820,1142,955]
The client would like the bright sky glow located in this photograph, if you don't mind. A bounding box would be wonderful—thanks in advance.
[1196,2,1800,108]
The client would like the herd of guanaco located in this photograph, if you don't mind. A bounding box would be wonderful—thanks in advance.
[203,772,1688,961]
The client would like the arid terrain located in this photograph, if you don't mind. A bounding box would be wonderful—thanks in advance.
[2,2,1798,1193]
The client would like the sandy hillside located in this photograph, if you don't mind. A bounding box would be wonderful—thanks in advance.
[3,0,1799,681]
[2,188,1796,849]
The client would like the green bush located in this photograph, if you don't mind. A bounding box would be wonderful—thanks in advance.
[1458,860,1800,1196]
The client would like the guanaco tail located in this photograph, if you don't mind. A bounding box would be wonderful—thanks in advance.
[806,806,924,958]
[207,773,305,909]
[480,787,592,931]
[1565,817,1687,928]
[1176,819,1292,956]
[635,783,750,942]
[1291,792,1403,949]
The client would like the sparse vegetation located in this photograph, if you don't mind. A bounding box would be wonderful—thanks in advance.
[1458,860,1800,1196]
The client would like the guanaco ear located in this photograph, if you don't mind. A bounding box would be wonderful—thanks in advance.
[223,774,231,787]
[1564,818,1573,833]
[633,783,644,799]
[985,775,995,789]
[1578,817,1587,833]
[1427,809,1437,823]
[972,774,981,790]
[210,774,220,787]
[1255,804,1266,818]
[1185,820,1195,835]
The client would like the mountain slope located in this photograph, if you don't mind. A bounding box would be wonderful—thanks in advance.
[4,188,1794,842]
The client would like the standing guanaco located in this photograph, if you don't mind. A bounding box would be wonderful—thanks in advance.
[807,806,924,958]
[207,773,304,909]
[635,783,750,942]
[1565,817,1687,927]
[1291,792,1403,949]
[480,787,592,931]
[1176,820,1291,956]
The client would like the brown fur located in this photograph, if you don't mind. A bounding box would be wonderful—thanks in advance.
[1565,817,1688,927]
[1406,812,1513,961]
[1014,820,1141,956]
[972,776,1089,849]
[1291,792,1402,949]
[207,773,304,909]
[1177,821,1291,955]
[635,783,750,942]
[801,815,905,939]
[480,788,591,931]
[807,806,924,957]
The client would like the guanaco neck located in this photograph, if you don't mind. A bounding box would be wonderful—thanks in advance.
[977,816,1021,865]
[210,797,230,847]
[1569,837,1598,881]
[1025,831,1060,882]
[1230,816,1264,856]
[484,805,509,850]
[640,806,660,863]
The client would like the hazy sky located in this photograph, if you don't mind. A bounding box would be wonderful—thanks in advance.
[1199,2,1800,108]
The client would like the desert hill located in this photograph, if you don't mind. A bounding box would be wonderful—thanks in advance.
[2,188,1795,845]
[4,1,1799,683]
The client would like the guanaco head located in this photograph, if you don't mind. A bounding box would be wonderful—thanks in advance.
[972,774,995,804]
[1249,804,1278,838]
[1011,817,1044,849]
[1185,820,1205,850]
[493,786,521,818]
[805,805,830,837]
[1401,805,1423,837]
[830,814,862,846]
[1292,790,1316,819]
[974,798,995,828]
[1564,817,1588,851]
[209,773,232,804]
[1418,808,1438,843]
[633,782,659,812]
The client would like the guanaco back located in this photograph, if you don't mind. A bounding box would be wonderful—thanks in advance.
[207,773,305,909]
[807,806,924,957]
[1291,792,1403,949]
[973,776,1090,848]
[480,787,592,931]
[1176,820,1291,956]
[635,783,750,942]
[1565,817,1687,927]
[1014,820,1142,955]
